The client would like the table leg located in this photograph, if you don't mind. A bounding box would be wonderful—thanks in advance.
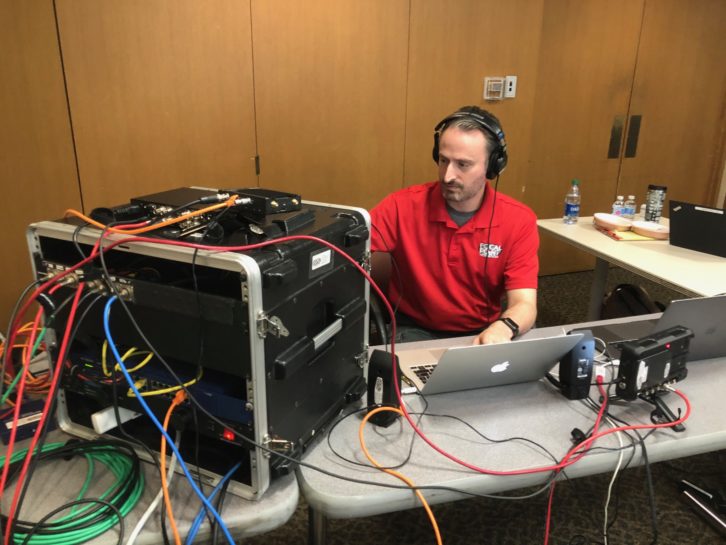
[588,258,609,320]
[308,506,328,545]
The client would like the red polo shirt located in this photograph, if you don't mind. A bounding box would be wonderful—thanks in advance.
[370,181,539,332]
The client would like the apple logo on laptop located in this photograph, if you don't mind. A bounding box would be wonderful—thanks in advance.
[491,361,510,373]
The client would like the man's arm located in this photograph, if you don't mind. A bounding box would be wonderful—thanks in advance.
[473,288,537,345]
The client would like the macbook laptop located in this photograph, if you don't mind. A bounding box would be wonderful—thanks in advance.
[669,200,726,258]
[396,333,584,395]
[587,295,726,362]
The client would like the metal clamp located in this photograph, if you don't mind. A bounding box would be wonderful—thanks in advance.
[256,312,289,339]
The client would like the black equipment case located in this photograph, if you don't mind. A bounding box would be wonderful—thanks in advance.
[26,187,370,499]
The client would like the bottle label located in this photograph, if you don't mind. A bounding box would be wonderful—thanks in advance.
[564,203,580,216]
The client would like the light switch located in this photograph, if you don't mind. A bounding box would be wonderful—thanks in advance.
[504,75,517,98]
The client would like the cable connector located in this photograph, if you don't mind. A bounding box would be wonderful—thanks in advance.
[127,378,147,396]
[199,193,230,204]
[570,427,590,446]
[173,390,187,405]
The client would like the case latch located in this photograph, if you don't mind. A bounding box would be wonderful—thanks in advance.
[262,435,294,456]
[256,312,289,338]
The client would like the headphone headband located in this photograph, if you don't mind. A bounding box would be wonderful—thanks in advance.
[432,106,508,179]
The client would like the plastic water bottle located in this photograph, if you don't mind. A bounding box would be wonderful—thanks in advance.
[623,195,636,219]
[563,179,581,224]
[645,184,667,223]
[611,195,625,216]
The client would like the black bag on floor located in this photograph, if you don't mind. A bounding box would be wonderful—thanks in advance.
[600,283,665,319]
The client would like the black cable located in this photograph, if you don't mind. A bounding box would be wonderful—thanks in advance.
[483,175,499,326]
[641,439,659,545]
[580,391,661,543]
[5,440,141,544]
[87,224,589,501]
[71,222,89,260]
[108,366,171,545]
[19,499,124,545]
[326,394,430,471]
[6,289,102,540]
[211,467,233,545]
[145,196,228,227]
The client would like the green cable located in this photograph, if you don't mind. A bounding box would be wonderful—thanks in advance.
[3,441,145,545]
[14,450,144,544]
[68,454,95,517]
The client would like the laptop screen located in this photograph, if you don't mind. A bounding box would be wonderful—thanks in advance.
[669,200,726,258]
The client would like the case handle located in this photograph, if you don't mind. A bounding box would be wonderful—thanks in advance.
[273,297,366,379]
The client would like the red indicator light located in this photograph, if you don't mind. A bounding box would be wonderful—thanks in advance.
[222,428,235,441]
[666,343,671,349]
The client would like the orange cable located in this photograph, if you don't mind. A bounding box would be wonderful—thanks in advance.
[63,194,239,236]
[160,390,187,545]
[359,406,443,545]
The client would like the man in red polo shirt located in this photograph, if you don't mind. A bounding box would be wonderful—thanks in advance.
[370,106,538,344]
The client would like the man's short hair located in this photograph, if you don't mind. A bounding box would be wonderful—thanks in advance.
[443,116,497,156]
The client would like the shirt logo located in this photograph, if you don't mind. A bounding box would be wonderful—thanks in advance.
[479,243,502,258]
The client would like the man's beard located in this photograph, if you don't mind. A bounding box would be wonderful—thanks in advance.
[440,180,483,204]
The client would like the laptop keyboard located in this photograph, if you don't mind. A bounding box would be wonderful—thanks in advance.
[410,364,436,384]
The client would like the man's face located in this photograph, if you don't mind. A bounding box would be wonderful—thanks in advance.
[437,126,489,212]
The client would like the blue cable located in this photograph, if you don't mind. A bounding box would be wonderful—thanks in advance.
[185,462,241,545]
[102,296,235,545]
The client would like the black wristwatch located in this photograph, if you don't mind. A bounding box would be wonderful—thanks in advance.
[496,316,519,338]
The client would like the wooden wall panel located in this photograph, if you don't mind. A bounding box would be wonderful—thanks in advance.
[55,0,257,211]
[0,1,80,324]
[525,0,645,274]
[251,0,409,209]
[617,0,726,207]
[405,0,545,199]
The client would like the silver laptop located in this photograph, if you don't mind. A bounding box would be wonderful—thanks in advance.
[397,333,584,395]
[588,295,726,362]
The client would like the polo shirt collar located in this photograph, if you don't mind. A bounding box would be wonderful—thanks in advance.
[428,182,500,230]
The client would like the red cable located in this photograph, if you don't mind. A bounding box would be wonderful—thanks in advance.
[0,226,694,545]
[0,306,44,501]
[543,377,609,544]
[2,282,84,545]
[0,230,693,520]
[83,233,695,477]
[0,283,65,502]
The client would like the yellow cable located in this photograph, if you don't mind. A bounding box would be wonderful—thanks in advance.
[160,390,186,545]
[359,406,443,545]
[102,341,153,376]
[100,340,201,397]
[127,367,203,397]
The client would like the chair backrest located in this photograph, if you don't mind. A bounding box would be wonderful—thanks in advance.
[601,283,664,319]
[369,252,393,345]
[370,251,392,294]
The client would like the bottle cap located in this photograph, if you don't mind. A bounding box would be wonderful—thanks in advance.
[647,184,667,190]
[616,195,624,200]
[627,195,635,199]
[571,179,580,185]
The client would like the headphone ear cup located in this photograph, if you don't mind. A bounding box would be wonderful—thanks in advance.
[432,131,440,163]
[486,146,508,179]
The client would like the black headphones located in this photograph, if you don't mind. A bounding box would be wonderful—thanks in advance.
[432,106,508,180]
